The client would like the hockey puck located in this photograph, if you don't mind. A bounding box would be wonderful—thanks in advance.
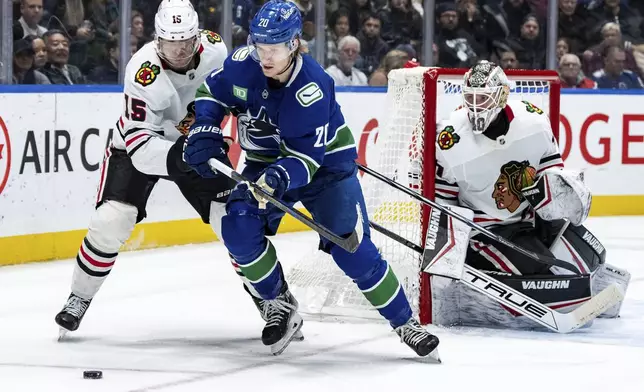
[83,370,103,379]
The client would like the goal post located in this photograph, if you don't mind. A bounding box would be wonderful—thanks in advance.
[287,67,561,325]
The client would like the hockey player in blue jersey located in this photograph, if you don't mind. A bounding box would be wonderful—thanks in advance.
[183,0,440,357]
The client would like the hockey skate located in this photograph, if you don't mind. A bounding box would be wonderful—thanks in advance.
[261,285,303,355]
[395,319,441,363]
[243,283,304,341]
[54,293,92,341]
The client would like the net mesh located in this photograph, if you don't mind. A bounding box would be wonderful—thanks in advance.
[287,67,554,322]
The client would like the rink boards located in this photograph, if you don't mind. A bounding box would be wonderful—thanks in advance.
[1,87,644,265]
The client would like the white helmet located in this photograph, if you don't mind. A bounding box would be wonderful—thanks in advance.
[462,61,511,134]
[154,0,200,70]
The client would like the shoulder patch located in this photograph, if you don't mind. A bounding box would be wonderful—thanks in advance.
[232,46,251,62]
[135,61,161,87]
[437,126,460,150]
[201,29,222,44]
[522,100,544,115]
[295,82,323,107]
[233,85,248,101]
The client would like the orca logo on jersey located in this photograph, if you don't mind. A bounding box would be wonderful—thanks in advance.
[135,61,161,87]
[492,160,536,213]
[201,29,222,44]
[237,107,280,149]
[437,126,460,150]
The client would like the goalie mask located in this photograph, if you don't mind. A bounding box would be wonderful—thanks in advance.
[462,61,511,134]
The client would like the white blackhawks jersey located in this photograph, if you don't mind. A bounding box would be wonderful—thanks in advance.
[112,30,228,176]
[434,100,564,228]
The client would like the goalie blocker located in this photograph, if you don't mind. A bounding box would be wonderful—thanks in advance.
[422,206,630,329]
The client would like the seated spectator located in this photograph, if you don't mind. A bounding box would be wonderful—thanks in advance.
[131,11,148,48]
[356,12,389,77]
[456,0,486,50]
[15,0,48,38]
[559,53,596,88]
[499,49,519,70]
[582,23,643,80]
[309,8,352,67]
[348,0,376,36]
[326,36,368,86]
[435,2,481,68]
[31,35,48,71]
[483,0,534,58]
[233,0,257,32]
[592,46,644,89]
[556,37,571,64]
[88,36,120,84]
[290,0,316,40]
[506,14,546,69]
[12,37,50,84]
[232,25,250,50]
[586,0,642,45]
[378,0,422,50]
[40,30,86,85]
[558,0,590,55]
[368,49,408,86]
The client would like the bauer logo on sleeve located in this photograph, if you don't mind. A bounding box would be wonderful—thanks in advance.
[296,82,323,107]
[437,126,460,150]
[135,61,161,87]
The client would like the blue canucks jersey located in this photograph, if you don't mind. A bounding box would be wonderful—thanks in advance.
[195,47,357,190]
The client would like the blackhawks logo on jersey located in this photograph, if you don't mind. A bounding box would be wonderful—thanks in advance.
[135,61,161,87]
[492,160,537,213]
[437,126,460,150]
[522,101,544,115]
[201,29,222,44]
[176,102,196,135]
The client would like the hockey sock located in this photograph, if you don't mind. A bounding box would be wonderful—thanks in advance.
[72,237,118,299]
[331,237,412,328]
[233,239,284,300]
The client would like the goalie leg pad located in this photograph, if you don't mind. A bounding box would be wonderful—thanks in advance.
[423,205,473,279]
[467,223,555,275]
[331,237,412,328]
[72,200,138,299]
[593,264,630,318]
[549,224,606,275]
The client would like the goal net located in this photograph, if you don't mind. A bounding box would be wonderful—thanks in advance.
[287,67,561,324]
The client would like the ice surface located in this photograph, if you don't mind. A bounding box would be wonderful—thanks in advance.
[0,217,642,391]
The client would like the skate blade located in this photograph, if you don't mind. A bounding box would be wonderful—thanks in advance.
[293,329,305,341]
[271,314,304,356]
[422,348,442,364]
[57,328,69,342]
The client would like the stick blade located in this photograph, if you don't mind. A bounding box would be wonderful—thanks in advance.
[568,283,624,330]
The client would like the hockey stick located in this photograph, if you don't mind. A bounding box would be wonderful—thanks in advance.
[208,158,363,253]
[368,221,623,333]
[357,163,580,274]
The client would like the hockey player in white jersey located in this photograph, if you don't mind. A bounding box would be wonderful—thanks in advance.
[428,61,630,329]
[54,0,287,338]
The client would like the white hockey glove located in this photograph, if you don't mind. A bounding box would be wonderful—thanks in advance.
[521,169,591,226]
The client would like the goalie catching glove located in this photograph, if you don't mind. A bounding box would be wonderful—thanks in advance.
[521,168,591,226]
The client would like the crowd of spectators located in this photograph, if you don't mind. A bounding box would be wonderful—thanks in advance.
[7,0,644,89]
